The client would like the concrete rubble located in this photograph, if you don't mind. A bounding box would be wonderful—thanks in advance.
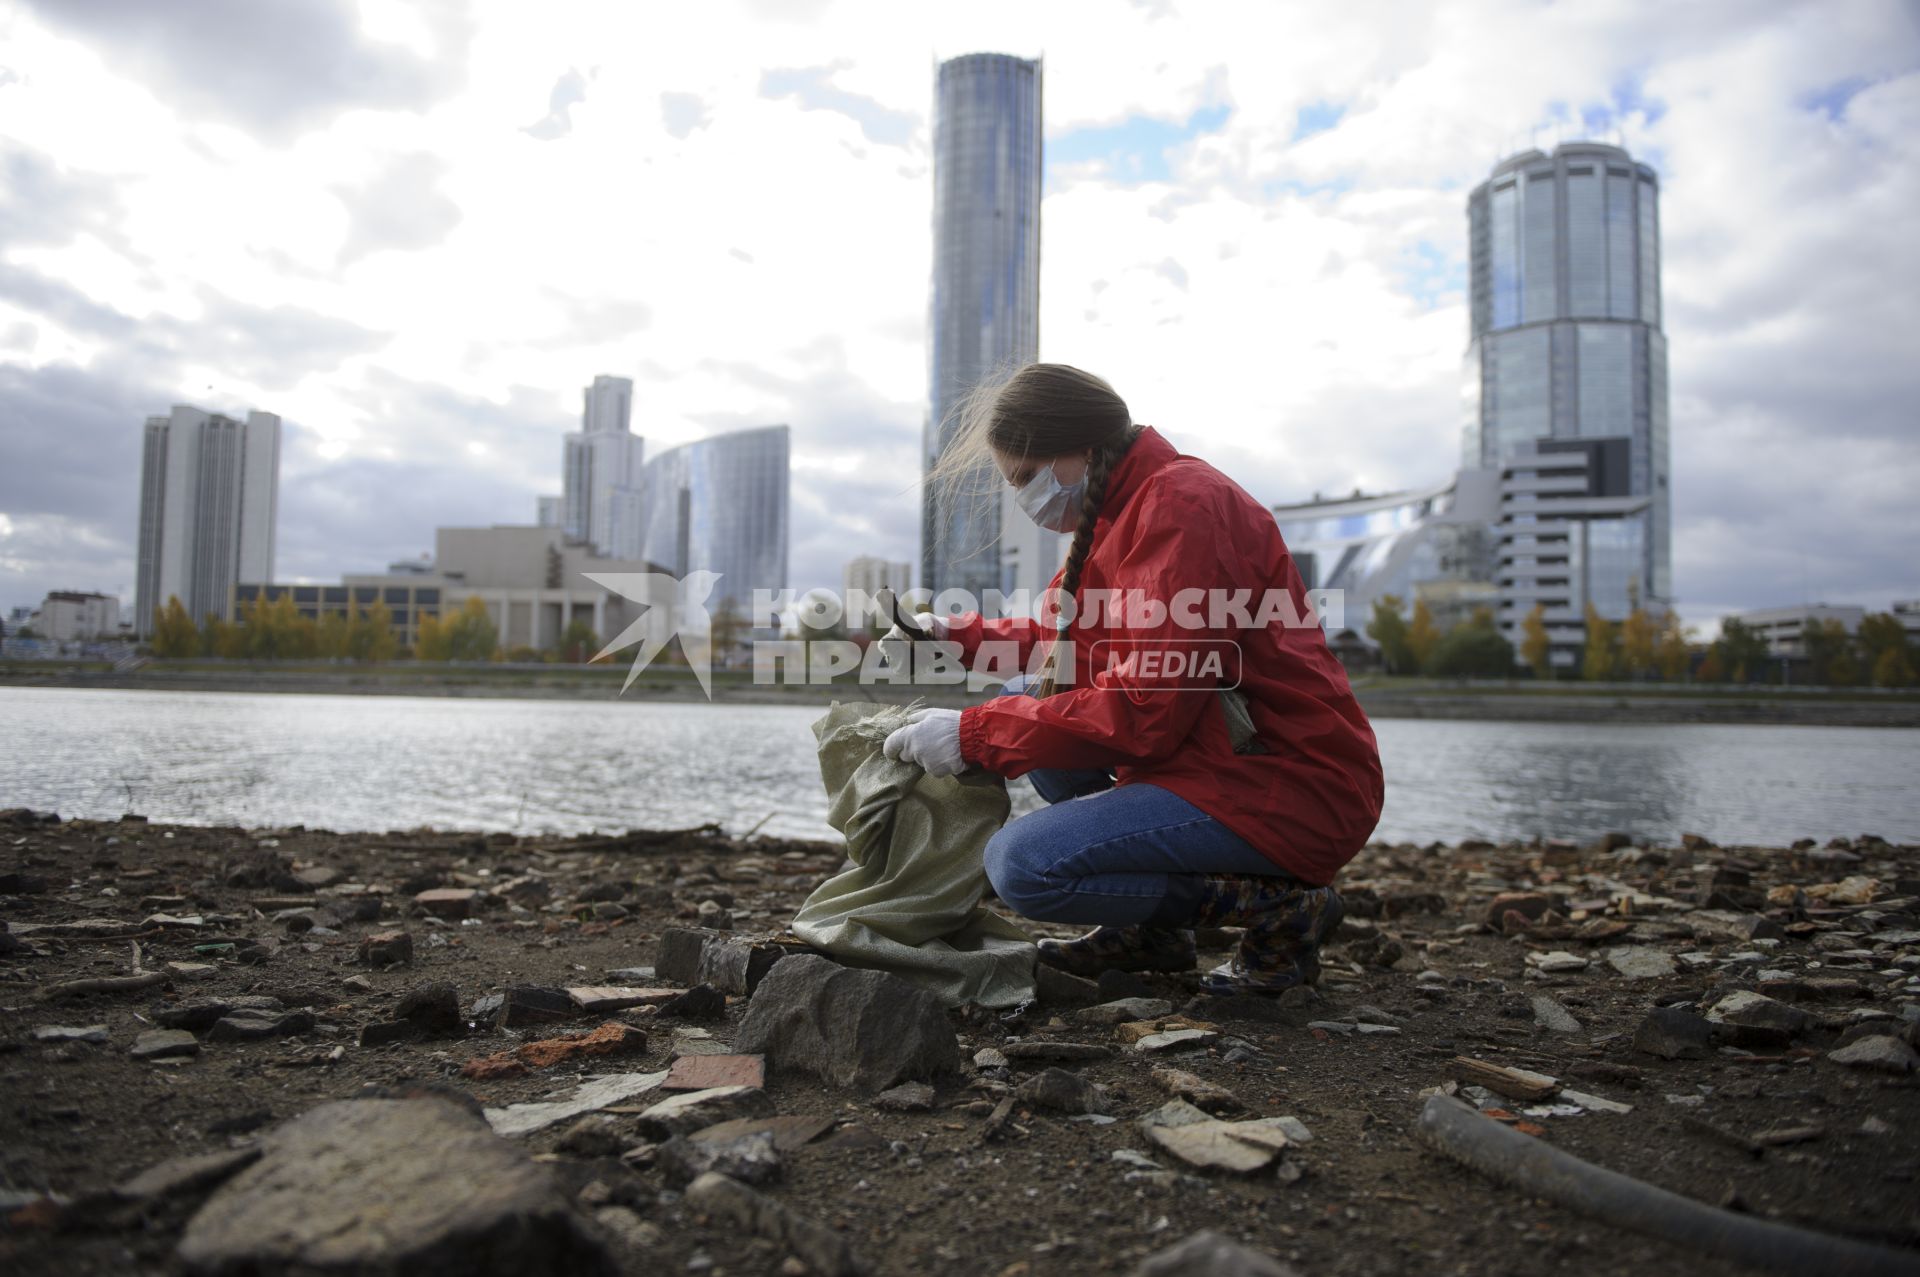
[4,810,1918,1275]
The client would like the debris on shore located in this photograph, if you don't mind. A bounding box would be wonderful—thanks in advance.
[2,808,1916,1275]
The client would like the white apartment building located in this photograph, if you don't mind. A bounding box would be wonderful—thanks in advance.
[562,375,645,557]
[34,591,123,642]
[1727,605,1867,657]
[136,405,280,637]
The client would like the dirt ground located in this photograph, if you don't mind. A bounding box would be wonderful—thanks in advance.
[2,808,1916,1275]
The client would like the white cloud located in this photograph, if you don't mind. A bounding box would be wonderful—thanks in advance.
[0,0,1915,634]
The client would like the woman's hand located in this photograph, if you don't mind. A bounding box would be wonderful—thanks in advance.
[879,610,944,643]
[882,706,966,777]
[877,612,946,667]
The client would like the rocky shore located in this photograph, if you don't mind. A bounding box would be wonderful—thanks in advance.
[2,810,1916,1275]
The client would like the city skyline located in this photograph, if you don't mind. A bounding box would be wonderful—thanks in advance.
[1,2,1915,636]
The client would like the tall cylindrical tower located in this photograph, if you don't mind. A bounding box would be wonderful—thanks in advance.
[923,52,1043,600]
[1465,141,1670,611]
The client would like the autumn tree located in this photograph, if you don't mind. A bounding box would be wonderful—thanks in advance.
[349,599,398,663]
[1426,608,1514,677]
[1366,595,1414,674]
[1581,604,1619,681]
[414,612,452,661]
[1802,618,1856,686]
[1619,606,1657,680]
[150,596,199,657]
[1655,610,1690,682]
[201,612,247,659]
[1407,598,1440,674]
[317,610,352,660]
[445,597,498,661]
[1715,618,1770,685]
[1872,645,1914,688]
[1520,603,1550,675]
[243,594,313,660]
[1857,613,1912,688]
[1696,647,1726,683]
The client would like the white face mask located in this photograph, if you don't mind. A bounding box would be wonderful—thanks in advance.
[1013,460,1086,533]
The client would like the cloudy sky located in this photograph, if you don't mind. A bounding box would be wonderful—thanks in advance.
[1,0,1915,634]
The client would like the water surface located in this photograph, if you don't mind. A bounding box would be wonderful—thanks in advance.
[4,687,1916,846]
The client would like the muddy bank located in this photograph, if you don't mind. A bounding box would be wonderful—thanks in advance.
[2,811,1917,1275]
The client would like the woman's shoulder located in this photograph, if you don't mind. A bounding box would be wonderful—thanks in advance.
[1132,452,1279,532]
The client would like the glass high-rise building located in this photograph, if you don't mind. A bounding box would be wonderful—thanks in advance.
[641,425,789,615]
[923,53,1043,600]
[1464,141,1670,618]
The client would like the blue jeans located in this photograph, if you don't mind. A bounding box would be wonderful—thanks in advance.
[981,676,1284,925]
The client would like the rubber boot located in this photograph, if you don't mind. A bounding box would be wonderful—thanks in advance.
[1034,925,1197,978]
[1182,874,1345,995]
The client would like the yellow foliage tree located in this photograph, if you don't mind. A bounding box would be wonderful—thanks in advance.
[1619,607,1657,680]
[203,613,248,659]
[1365,595,1414,674]
[349,599,398,663]
[1520,603,1550,674]
[446,596,498,662]
[316,610,352,660]
[1582,603,1619,681]
[1655,609,1690,681]
[1407,598,1440,674]
[244,594,311,660]
[1874,645,1915,689]
[150,596,199,657]
[414,612,452,661]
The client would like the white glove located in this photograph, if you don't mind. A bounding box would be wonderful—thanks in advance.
[882,707,967,777]
[878,612,946,666]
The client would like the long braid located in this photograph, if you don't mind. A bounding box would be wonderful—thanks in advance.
[1034,425,1141,698]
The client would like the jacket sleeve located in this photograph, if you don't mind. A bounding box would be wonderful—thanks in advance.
[944,611,1047,671]
[957,487,1239,776]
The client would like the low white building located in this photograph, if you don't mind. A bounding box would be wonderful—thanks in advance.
[1892,600,1920,644]
[1726,605,1866,658]
[34,591,123,642]
[844,555,912,614]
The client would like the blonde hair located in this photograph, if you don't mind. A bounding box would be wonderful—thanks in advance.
[929,362,1140,697]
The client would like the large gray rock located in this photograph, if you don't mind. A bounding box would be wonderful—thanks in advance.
[177,1099,615,1275]
[734,955,959,1092]
[1829,1035,1919,1074]
[655,928,794,995]
[1707,990,1814,1047]
[1015,1067,1109,1115]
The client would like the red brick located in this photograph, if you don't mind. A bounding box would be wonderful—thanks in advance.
[661,1053,766,1092]
[413,888,483,919]
[512,1021,648,1069]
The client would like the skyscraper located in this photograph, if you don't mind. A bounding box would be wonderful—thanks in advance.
[562,374,645,557]
[1464,142,1670,629]
[135,405,280,636]
[923,53,1044,601]
[641,425,790,615]
[582,374,633,435]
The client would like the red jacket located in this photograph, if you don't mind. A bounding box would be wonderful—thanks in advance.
[951,427,1383,886]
